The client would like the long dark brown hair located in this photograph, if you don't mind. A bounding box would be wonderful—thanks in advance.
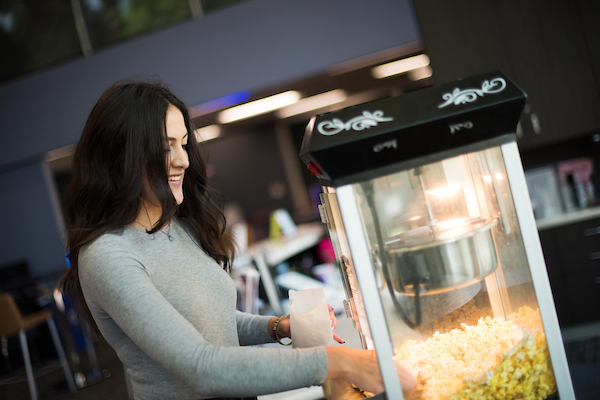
[60,79,235,331]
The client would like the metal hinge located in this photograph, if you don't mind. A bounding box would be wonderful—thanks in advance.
[318,204,328,224]
[343,299,354,320]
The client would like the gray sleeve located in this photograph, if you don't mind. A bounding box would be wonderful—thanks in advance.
[80,246,328,398]
[236,311,275,346]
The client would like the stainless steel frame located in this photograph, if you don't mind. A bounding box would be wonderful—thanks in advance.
[336,184,405,400]
[502,141,575,399]
[325,141,576,399]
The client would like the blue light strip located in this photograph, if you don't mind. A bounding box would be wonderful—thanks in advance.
[190,90,251,116]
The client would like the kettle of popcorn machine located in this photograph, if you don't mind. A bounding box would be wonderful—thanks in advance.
[300,71,575,400]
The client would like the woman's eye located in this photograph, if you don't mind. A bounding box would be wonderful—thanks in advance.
[182,143,190,151]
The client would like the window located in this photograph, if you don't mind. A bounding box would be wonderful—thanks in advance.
[81,0,192,50]
[0,0,82,83]
[201,0,247,13]
[0,0,251,84]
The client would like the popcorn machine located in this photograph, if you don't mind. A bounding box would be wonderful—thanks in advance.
[300,72,575,400]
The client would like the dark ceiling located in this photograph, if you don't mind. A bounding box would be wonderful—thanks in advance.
[47,43,434,174]
[190,43,433,136]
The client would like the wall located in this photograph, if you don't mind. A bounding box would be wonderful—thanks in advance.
[203,127,296,240]
[0,0,420,169]
[0,162,66,277]
[0,0,420,279]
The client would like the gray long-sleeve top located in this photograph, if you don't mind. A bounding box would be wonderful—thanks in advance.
[79,218,328,399]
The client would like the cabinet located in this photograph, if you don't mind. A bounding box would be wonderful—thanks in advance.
[538,215,600,326]
[413,0,600,150]
[575,0,600,99]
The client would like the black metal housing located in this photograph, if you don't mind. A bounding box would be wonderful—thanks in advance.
[300,71,527,186]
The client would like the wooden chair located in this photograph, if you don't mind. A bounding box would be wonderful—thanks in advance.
[0,292,76,399]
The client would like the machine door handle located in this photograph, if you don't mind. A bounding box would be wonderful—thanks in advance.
[584,226,600,237]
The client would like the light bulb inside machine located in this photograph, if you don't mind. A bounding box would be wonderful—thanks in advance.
[483,173,504,183]
[425,183,463,197]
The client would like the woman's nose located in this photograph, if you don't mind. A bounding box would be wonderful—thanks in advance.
[172,147,189,169]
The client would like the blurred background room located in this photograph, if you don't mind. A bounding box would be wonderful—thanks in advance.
[0,0,599,399]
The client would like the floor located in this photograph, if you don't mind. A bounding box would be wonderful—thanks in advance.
[1,317,599,400]
[0,339,129,400]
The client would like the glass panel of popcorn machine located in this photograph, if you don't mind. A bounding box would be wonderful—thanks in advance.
[352,146,558,399]
[320,188,375,351]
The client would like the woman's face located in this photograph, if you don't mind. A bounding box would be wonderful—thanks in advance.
[164,105,190,205]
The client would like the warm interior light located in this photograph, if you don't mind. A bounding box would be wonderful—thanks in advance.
[426,183,463,197]
[276,89,347,118]
[371,54,430,79]
[218,91,301,123]
[408,65,433,81]
[194,125,221,142]
[437,218,468,230]
[483,173,504,183]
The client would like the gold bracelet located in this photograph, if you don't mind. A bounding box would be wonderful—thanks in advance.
[273,315,292,346]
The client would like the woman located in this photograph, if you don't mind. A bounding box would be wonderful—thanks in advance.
[60,79,416,400]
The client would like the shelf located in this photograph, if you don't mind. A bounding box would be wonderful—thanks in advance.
[537,206,600,231]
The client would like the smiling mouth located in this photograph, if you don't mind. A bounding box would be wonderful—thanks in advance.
[168,175,182,182]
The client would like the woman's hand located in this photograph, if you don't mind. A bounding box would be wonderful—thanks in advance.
[328,305,344,344]
[268,315,291,340]
[269,305,344,344]
[325,347,417,398]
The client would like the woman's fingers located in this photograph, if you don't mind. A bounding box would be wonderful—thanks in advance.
[328,305,338,329]
[328,305,343,343]
[333,332,344,344]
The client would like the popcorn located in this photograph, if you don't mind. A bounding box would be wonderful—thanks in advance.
[388,306,557,400]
